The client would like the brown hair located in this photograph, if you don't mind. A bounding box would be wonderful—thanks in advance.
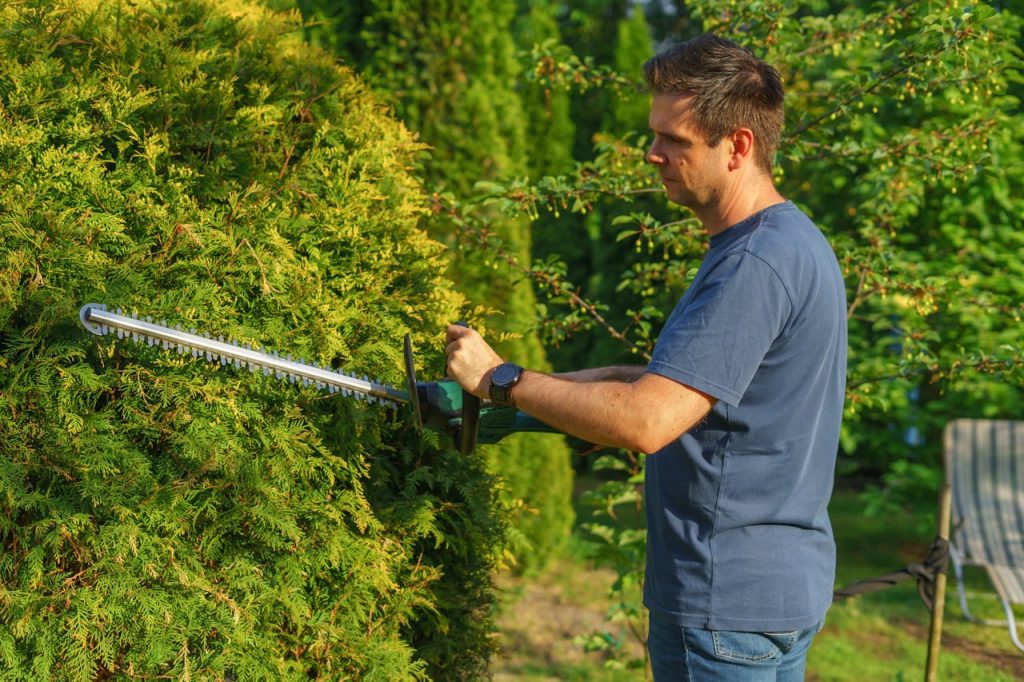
[643,34,784,172]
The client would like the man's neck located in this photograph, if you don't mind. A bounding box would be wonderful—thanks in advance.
[697,178,786,236]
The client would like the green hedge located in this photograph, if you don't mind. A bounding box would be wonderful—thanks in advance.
[294,0,576,572]
[0,0,501,679]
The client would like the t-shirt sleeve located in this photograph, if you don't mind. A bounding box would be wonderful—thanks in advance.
[646,251,792,407]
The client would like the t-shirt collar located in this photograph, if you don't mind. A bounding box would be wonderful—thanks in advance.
[709,200,794,250]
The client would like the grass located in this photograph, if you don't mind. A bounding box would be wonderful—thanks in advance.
[492,480,1024,681]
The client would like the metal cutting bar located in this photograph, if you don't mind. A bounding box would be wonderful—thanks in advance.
[79,303,409,404]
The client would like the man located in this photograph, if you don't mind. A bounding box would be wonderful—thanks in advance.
[446,34,847,680]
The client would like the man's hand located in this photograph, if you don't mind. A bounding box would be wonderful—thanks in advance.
[445,325,504,399]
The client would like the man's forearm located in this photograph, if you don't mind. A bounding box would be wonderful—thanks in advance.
[510,370,712,454]
[552,365,647,383]
[512,371,646,451]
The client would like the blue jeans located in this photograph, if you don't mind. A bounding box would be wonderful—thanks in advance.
[648,612,823,681]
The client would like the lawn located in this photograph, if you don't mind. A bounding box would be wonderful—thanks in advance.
[492,483,1024,681]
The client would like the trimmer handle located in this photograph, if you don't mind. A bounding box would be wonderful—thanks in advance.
[409,326,478,454]
[403,334,423,431]
[453,322,480,455]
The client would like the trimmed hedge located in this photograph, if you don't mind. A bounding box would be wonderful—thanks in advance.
[0,0,501,679]
[296,0,577,573]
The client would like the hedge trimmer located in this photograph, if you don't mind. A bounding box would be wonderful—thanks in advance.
[79,304,560,454]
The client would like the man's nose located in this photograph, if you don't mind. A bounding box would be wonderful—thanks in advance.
[647,145,666,165]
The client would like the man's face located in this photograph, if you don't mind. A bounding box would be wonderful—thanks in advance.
[647,94,731,210]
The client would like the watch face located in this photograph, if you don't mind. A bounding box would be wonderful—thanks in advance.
[492,363,520,386]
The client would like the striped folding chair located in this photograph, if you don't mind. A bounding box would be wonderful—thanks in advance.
[944,419,1024,653]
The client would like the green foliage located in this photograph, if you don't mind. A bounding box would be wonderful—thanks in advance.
[514,2,578,181]
[607,6,655,136]
[295,0,576,573]
[526,9,674,376]
[0,0,502,678]
[572,455,647,671]
[751,1,1024,479]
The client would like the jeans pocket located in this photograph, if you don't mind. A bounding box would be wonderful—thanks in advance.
[764,629,801,641]
[711,630,789,663]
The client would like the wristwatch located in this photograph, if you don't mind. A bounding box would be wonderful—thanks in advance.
[489,362,524,407]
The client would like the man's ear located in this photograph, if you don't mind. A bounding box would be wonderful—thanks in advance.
[728,128,756,170]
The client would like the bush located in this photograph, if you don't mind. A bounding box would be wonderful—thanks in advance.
[295,0,577,573]
[0,0,501,678]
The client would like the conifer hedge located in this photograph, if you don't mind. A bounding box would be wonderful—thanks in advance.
[0,0,501,679]
[298,0,577,573]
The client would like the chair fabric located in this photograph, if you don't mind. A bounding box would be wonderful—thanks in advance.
[944,418,1024,652]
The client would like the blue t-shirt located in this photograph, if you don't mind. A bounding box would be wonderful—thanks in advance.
[643,201,847,632]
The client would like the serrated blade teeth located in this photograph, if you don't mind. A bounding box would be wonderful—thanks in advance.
[82,305,407,408]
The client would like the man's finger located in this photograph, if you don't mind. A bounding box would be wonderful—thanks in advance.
[446,324,473,342]
[445,339,460,361]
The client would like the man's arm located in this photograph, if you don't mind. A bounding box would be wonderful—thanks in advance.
[445,326,714,454]
[552,366,646,383]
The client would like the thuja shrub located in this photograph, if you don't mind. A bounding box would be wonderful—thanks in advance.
[0,0,501,679]
[295,0,577,574]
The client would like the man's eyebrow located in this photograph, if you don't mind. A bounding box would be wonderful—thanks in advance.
[652,128,687,141]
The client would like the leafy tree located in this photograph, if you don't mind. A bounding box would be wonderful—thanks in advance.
[0,0,502,678]
[514,0,578,181]
[525,3,665,385]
